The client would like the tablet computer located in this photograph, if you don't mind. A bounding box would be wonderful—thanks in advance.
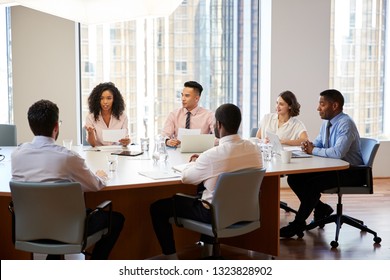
[111,151,143,156]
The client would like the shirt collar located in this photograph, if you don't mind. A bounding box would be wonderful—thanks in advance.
[32,135,56,146]
[185,106,200,115]
[329,112,345,125]
[219,134,241,145]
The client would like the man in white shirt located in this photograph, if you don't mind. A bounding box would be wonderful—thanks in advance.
[150,103,263,259]
[11,99,125,260]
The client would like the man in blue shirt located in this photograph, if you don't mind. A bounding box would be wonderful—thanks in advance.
[280,89,363,238]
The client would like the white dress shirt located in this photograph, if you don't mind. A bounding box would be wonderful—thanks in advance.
[11,136,106,192]
[181,134,263,203]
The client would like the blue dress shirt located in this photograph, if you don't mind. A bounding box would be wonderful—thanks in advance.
[312,112,363,166]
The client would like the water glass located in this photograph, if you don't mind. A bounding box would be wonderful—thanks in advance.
[262,144,273,161]
[140,137,149,152]
[107,154,118,172]
[63,139,73,150]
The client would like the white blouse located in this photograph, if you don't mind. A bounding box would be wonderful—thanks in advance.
[259,113,307,140]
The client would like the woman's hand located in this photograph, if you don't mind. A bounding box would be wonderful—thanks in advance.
[119,136,131,147]
[85,125,95,134]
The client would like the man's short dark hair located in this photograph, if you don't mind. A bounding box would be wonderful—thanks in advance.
[320,89,344,109]
[28,99,59,137]
[184,81,203,96]
[215,103,241,134]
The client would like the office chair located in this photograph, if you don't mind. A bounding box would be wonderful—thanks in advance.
[306,138,382,248]
[0,124,17,146]
[82,127,90,146]
[170,168,266,258]
[8,181,112,259]
[250,127,297,214]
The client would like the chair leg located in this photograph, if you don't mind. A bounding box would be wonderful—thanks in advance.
[306,196,382,248]
[280,201,298,214]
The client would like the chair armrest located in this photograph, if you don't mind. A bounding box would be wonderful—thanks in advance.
[171,193,200,227]
[8,201,15,244]
[174,193,197,200]
[335,165,373,191]
[83,200,113,250]
[96,200,112,210]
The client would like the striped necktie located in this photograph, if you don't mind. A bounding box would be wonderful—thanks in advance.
[325,121,332,148]
[185,112,191,129]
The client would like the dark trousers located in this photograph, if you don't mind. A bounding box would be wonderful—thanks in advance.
[287,168,366,223]
[150,194,212,255]
[47,210,125,260]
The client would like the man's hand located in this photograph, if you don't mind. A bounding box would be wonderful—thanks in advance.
[301,140,314,154]
[96,169,108,181]
[166,138,181,147]
[189,154,199,162]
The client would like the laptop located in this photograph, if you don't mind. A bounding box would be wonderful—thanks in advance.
[180,134,215,153]
[266,131,311,158]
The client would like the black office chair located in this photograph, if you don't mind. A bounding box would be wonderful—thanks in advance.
[306,138,382,248]
[170,168,266,258]
[250,127,297,214]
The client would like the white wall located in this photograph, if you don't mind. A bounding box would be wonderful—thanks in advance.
[11,6,79,145]
[10,3,390,177]
[269,0,330,139]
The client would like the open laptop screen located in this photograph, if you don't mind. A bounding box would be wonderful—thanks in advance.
[180,134,215,153]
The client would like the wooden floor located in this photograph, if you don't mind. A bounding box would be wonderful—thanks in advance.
[152,178,390,260]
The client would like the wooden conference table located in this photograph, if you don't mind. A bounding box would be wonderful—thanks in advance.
[0,145,349,260]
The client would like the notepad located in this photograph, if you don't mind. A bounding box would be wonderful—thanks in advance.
[102,129,126,142]
[138,171,181,180]
[172,163,192,173]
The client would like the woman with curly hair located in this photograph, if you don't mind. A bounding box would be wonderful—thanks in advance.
[256,90,308,146]
[84,82,130,147]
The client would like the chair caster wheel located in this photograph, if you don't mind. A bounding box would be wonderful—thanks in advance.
[373,236,382,244]
[330,240,338,248]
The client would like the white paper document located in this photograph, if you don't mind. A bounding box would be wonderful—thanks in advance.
[177,128,200,141]
[102,129,126,142]
[172,163,192,173]
[138,171,181,180]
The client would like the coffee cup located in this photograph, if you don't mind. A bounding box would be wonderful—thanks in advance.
[281,150,292,164]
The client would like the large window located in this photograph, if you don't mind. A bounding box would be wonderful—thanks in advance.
[79,0,259,142]
[0,7,11,124]
[2,1,389,140]
[330,0,387,139]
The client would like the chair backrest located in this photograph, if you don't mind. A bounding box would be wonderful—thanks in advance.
[10,181,86,245]
[82,127,90,146]
[0,124,17,146]
[360,137,380,167]
[211,168,266,230]
[250,127,258,138]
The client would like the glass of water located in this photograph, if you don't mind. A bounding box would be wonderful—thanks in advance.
[107,154,118,172]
